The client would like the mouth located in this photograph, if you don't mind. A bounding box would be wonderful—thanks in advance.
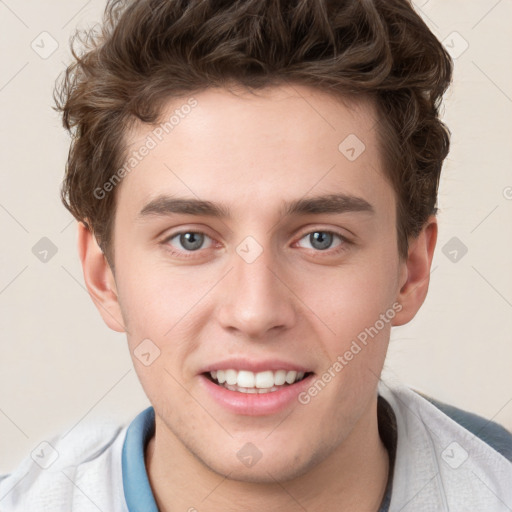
[203,369,314,394]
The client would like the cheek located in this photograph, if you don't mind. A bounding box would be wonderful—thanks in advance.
[305,253,398,358]
[116,257,196,329]
[116,261,210,380]
[116,266,200,402]
[316,260,397,322]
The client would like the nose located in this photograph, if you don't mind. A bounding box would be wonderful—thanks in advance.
[216,242,297,340]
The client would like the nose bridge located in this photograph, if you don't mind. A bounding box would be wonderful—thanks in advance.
[217,237,296,337]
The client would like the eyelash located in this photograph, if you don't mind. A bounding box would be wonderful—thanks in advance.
[161,229,352,259]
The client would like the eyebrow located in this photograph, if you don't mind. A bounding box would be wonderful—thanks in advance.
[137,193,375,220]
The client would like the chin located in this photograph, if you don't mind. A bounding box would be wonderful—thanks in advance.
[215,462,304,484]
[201,444,322,484]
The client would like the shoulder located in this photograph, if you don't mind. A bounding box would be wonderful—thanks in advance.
[0,416,129,512]
[379,381,512,511]
[418,391,512,463]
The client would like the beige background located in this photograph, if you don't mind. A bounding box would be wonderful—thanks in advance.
[0,0,511,474]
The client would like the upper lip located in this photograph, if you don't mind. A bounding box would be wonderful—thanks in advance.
[199,358,313,375]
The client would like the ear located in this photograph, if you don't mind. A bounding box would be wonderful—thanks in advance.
[77,221,126,333]
[392,215,438,326]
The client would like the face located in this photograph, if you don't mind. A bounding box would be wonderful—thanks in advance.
[96,85,413,482]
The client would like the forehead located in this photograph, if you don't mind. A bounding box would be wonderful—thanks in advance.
[117,84,393,219]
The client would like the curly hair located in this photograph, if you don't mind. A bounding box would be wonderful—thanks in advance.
[54,0,452,267]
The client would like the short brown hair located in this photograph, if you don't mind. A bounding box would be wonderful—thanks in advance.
[54,0,452,267]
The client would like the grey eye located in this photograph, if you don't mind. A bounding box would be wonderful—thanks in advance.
[169,232,208,251]
[309,232,333,250]
[297,231,343,251]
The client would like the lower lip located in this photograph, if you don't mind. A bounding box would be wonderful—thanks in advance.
[198,373,315,416]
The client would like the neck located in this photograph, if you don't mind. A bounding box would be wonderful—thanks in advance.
[145,397,389,512]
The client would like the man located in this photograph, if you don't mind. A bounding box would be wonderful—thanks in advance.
[1,0,511,510]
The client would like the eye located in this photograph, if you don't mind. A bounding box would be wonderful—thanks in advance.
[296,230,345,252]
[165,231,214,252]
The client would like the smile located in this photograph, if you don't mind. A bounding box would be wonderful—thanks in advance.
[205,369,311,394]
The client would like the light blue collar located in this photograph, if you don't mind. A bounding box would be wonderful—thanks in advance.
[120,402,395,511]
[121,406,159,511]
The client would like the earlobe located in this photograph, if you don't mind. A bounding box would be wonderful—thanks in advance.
[77,221,126,333]
[392,215,438,326]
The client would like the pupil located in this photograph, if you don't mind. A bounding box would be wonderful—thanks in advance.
[181,232,203,250]
[310,232,332,250]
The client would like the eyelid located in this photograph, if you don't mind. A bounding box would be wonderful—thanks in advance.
[163,229,217,249]
[293,229,350,252]
[159,223,217,241]
[160,225,353,257]
[294,226,352,244]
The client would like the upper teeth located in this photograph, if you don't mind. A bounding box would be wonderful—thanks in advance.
[210,369,305,388]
